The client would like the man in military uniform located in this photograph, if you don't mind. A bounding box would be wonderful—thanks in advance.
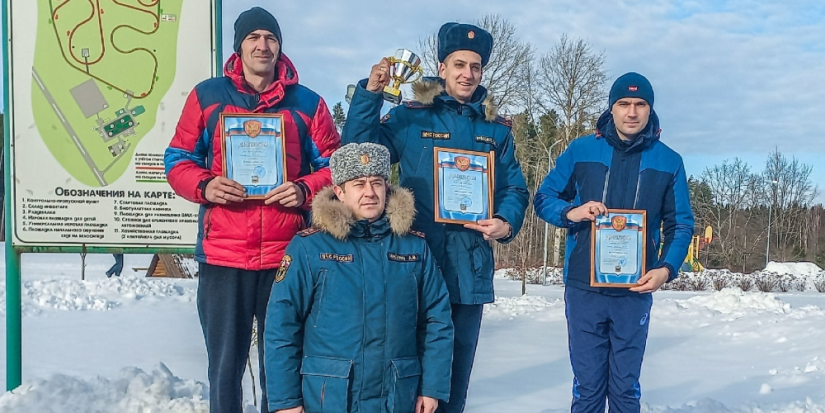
[264,143,454,413]
[343,22,530,412]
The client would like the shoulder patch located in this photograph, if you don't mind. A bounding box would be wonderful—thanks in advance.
[474,135,498,147]
[298,227,321,237]
[494,116,512,128]
[275,254,292,283]
[403,101,432,109]
[409,230,426,238]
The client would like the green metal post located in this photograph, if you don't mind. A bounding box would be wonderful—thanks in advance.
[3,0,23,391]
[4,219,21,392]
[215,0,223,76]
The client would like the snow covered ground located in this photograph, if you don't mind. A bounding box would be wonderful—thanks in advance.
[1,250,824,412]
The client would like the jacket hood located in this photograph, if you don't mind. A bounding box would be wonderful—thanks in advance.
[411,77,498,122]
[311,185,416,240]
[596,108,661,152]
[224,52,299,106]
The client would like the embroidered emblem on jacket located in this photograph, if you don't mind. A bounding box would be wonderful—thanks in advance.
[409,230,426,238]
[276,254,292,283]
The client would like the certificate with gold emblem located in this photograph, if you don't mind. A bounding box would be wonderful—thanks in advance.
[591,209,647,288]
[220,113,288,199]
[433,147,494,224]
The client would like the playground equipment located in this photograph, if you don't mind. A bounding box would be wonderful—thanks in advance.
[681,226,713,272]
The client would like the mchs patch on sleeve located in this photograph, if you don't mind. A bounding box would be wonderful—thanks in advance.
[275,254,292,283]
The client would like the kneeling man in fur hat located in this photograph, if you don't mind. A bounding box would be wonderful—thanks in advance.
[264,142,454,413]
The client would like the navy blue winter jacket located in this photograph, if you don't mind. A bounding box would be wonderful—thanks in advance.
[342,78,529,304]
[533,110,694,293]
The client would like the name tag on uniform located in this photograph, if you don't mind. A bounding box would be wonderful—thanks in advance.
[421,131,451,140]
[320,253,353,263]
[474,135,497,147]
[387,253,421,262]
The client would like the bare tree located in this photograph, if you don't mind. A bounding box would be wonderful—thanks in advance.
[416,14,533,112]
[536,34,607,149]
[762,149,819,262]
[534,34,608,265]
[701,158,762,269]
[418,34,440,78]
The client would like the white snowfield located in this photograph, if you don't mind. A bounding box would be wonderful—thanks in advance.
[0,252,823,412]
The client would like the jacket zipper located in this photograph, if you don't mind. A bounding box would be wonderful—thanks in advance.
[321,382,326,406]
[314,269,328,328]
[253,93,261,111]
[632,175,642,209]
[601,170,611,204]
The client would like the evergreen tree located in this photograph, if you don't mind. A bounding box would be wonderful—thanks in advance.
[331,102,346,132]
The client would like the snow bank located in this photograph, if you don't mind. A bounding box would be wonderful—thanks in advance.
[483,294,560,318]
[0,276,196,316]
[765,262,823,277]
[678,288,791,317]
[0,363,209,413]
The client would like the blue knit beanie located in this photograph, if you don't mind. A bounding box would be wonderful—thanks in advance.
[437,23,493,66]
[609,72,654,108]
[233,7,282,54]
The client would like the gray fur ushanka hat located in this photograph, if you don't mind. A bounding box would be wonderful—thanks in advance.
[329,143,391,186]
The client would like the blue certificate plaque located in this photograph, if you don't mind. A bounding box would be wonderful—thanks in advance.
[433,147,494,224]
[220,113,287,198]
[591,209,647,288]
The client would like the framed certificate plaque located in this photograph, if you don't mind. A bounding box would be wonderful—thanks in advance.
[220,113,288,199]
[433,147,495,225]
[590,209,647,288]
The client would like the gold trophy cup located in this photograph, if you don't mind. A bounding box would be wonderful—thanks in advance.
[383,49,423,104]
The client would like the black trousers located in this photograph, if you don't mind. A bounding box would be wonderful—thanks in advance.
[436,303,484,413]
[198,262,276,413]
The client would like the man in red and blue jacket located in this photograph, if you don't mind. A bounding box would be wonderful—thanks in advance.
[534,72,694,413]
[163,7,340,412]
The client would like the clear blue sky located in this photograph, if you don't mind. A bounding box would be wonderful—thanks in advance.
[4,0,824,202]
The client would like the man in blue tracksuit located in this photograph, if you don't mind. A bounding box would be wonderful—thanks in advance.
[534,72,694,412]
[342,23,530,413]
[265,143,454,413]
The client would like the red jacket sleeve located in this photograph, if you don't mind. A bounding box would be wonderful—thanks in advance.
[164,89,215,204]
[295,97,340,209]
